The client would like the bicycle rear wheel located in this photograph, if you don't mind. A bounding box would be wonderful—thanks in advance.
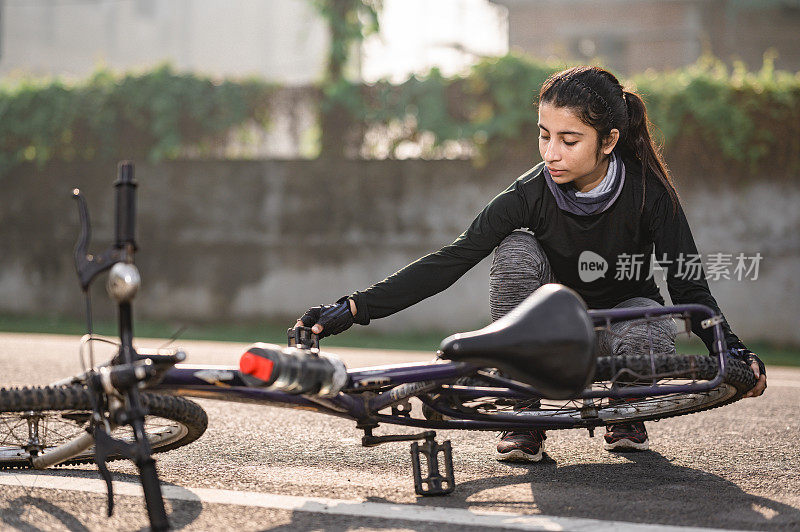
[432,354,756,428]
[586,353,756,423]
[0,385,207,468]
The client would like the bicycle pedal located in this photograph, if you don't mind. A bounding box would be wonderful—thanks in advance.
[410,439,455,496]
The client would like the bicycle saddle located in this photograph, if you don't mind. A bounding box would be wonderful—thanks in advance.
[439,283,595,399]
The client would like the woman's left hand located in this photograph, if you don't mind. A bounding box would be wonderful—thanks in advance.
[743,358,767,398]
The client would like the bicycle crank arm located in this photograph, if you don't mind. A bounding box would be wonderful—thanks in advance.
[361,429,436,447]
[359,427,456,496]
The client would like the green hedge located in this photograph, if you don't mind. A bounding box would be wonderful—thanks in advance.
[635,54,800,179]
[343,53,800,176]
[2,56,798,178]
[0,64,274,175]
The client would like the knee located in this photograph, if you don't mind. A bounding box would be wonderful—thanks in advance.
[611,298,677,356]
[490,231,548,277]
[488,231,553,322]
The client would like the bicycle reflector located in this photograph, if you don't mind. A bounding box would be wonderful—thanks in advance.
[239,343,347,397]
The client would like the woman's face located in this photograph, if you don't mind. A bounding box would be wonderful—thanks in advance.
[537,103,618,192]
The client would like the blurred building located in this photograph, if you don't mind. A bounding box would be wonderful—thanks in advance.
[491,0,800,74]
[2,1,797,82]
[0,0,329,83]
[0,0,508,84]
[361,0,508,82]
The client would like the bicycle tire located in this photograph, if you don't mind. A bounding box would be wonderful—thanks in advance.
[433,354,756,427]
[587,353,757,423]
[0,385,208,469]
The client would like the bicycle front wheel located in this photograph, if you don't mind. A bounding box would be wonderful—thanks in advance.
[0,385,208,469]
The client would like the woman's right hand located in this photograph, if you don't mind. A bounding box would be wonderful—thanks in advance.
[294,296,357,338]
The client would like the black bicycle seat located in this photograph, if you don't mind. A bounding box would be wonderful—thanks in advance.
[439,284,595,399]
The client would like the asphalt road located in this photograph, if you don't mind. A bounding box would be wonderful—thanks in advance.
[0,332,797,531]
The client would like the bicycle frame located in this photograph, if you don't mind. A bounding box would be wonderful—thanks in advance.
[148,301,728,432]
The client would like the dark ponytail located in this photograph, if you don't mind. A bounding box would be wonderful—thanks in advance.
[620,90,679,213]
[539,66,679,214]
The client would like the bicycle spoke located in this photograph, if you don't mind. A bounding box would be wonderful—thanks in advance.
[41,423,82,443]
[0,418,28,446]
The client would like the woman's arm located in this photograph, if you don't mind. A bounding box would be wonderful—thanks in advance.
[648,190,766,396]
[350,178,534,325]
[648,191,743,350]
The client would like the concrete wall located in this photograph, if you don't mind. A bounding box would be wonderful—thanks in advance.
[1,159,798,345]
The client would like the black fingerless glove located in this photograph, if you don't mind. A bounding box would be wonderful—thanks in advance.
[299,296,354,338]
[728,345,766,377]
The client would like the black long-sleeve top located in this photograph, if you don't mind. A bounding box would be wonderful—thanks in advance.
[350,160,745,353]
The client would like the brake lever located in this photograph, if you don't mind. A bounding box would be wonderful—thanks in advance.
[73,188,90,263]
[85,378,128,518]
[87,369,170,529]
[72,189,124,291]
[93,427,140,517]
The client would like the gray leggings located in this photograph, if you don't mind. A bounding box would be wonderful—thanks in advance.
[489,231,676,357]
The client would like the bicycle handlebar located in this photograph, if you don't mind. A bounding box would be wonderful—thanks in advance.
[72,162,138,291]
[114,161,137,250]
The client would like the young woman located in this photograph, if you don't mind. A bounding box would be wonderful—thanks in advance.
[294,66,767,462]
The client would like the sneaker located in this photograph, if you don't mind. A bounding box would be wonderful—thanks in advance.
[496,430,546,462]
[603,422,649,451]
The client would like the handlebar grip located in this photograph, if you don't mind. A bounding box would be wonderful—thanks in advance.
[287,326,319,349]
[114,161,137,249]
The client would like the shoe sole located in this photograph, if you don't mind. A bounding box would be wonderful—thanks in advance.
[496,443,545,462]
[604,439,649,451]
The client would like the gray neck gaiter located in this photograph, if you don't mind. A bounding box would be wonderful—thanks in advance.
[543,152,625,216]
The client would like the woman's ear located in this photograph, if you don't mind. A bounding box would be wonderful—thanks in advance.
[603,129,620,155]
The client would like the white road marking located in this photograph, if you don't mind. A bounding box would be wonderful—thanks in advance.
[0,471,746,532]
